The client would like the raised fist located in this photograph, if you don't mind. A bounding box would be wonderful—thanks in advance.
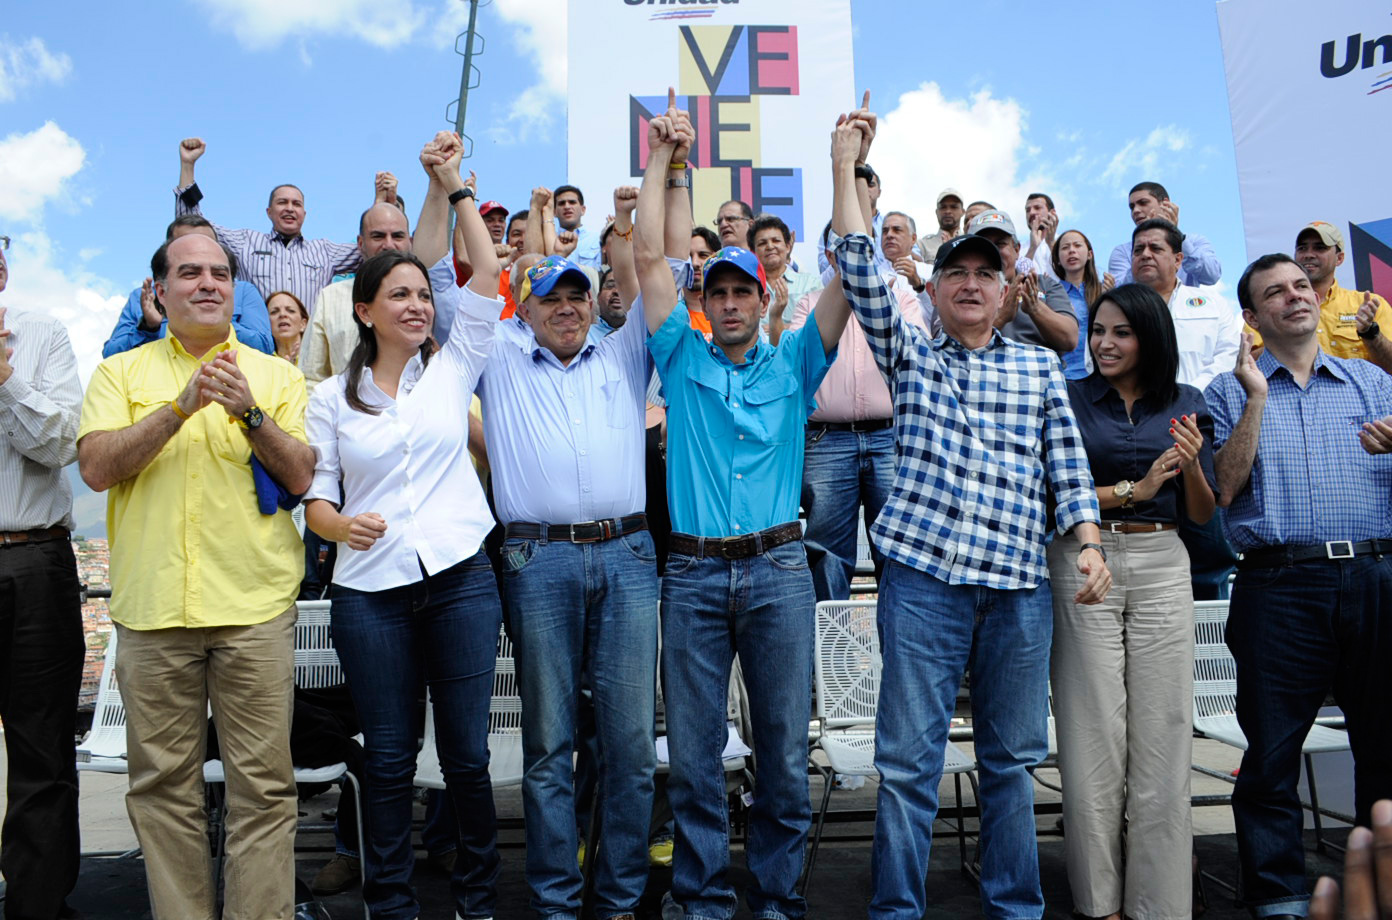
[179,138,206,164]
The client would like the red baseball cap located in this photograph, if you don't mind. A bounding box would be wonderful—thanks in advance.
[478,201,508,217]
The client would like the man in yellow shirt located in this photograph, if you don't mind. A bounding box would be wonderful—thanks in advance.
[77,232,314,920]
[1249,221,1392,373]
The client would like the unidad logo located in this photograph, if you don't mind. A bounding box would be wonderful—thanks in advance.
[1319,27,1392,95]
[1186,297,1208,308]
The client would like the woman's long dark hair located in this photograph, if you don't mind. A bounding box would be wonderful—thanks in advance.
[1088,282,1181,408]
[344,250,434,415]
[1052,228,1101,307]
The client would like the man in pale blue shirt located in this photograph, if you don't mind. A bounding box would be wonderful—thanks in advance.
[635,90,857,920]
[1107,181,1221,287]
[104,215,273,357]
[477,178,673,919]
[554,184,602,269]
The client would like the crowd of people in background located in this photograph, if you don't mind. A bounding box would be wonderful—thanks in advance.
[2,87,1392,920]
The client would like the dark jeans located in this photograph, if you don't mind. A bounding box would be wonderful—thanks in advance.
[661,540,816,920]
[331,552,502,920]
[800,427,895,601]
[0,538,84,920]
[1228,554,1392,917]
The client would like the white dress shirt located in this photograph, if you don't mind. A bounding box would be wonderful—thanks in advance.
[0,310,81,531]
[305,284,500,592]
[1166,282,1243,391]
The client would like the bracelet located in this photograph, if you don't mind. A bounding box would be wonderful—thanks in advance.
[669,160,688,170]
[169,401,190,421]
[448,187,476,205]
[1079,542,1107,562]
[613,225,634,241]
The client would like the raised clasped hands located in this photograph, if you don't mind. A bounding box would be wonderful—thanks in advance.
[649,87,694,160]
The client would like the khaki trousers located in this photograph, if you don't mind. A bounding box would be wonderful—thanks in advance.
[115,606,297,920]
[1047,530,1194,920]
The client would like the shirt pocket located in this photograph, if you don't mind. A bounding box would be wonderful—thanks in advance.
[129,386,179,463]
[600,364,636,430]
[741,372,799,445]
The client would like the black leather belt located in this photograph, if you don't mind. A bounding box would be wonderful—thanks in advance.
[669,522,802,560]
[1237,539,1392,570]
[504,514,647,544]
[810,418,893,433]
[0,526,70,547]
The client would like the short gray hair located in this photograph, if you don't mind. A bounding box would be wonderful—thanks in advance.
[884,210,917,239]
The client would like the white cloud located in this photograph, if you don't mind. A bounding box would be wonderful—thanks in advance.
[0,37,73,102]
[870,82,1066,243]
[2,231,127,386]
[1101,125,1193,188]
[192,0,426,50]
[437,0,566,144]
[0,122,86,223]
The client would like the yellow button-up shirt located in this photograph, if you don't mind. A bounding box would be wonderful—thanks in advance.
[1248,280,1392,361]
[78,329,309,630]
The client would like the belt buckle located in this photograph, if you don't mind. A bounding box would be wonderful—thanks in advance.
[0,533,18,546]
[718,536,746,559]
[1105,522,1125,534]
[570,520,611,544]
[1325,540,1355,560]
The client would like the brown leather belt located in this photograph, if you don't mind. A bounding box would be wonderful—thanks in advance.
[1101,521,1178,534]
[0,526,70,547]
[669,522,802,560]
[504,514,647,544]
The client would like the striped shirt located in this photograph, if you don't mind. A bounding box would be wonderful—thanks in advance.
[175,183,361,309]
[1205,348,1392,552]
[833,232,1098,590]
[0,310,81,531]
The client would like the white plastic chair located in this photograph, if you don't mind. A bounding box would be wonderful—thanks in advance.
[1191,599,1350,853]
[802,600,978,892]
[76,632,128,773]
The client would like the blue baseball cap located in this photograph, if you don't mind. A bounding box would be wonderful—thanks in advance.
[701,247,767,294]
[519,255,591,302]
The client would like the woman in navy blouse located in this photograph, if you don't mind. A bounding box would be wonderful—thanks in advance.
[1047,282,1217,920]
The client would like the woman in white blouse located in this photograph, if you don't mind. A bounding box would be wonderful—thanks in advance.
[304,143,502,920]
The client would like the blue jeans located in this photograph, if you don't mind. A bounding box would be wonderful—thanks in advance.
[800,426,895,601]
[331,552,501,920]
[871,561,1051,920]
[661,539,816,920]
[1227,555,1392,917]
[502,532,659,920]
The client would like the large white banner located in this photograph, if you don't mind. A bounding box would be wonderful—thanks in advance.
[1218,0,1392,296]
[566,0,855,266]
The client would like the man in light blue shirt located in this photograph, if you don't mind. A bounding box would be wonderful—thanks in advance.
[1107,181,1221,287]
[554,184,602,269]
[104,215,273,357]
[477,183,673,918]
[635,91,855,920]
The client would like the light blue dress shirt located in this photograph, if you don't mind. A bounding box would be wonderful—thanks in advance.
[1206,348,1392,552]
[1108,233,1222,287]
[478,290,651,525]
[1059,279,1092,379]
[102,279,274,357]
[564,222,603,269]
[650,300,835,538]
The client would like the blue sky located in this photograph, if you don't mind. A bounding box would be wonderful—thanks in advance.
[3,0,1243,532]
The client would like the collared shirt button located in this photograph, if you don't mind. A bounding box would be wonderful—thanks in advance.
[738,434,744,440]
[732,402,740,408]
[580,449,588,456]
[574,418,581,425]
[736,473,743,480]
[733,523,741,530]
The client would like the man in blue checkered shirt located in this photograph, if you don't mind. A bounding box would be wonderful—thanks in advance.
[832,184,1110,919]
[1206,253,1392,920]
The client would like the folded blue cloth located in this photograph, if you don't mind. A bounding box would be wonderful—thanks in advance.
[251,454,304,515]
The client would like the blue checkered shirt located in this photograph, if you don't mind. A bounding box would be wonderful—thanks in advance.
[1205,348,1392,552]
[833,232,1099,589]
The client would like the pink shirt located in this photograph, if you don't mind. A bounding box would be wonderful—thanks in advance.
[789,282,929,423]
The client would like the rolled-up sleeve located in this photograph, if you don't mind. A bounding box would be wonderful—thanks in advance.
[1042,358,1100,533]
[305,384,342,505]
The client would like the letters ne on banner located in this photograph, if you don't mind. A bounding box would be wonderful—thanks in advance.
[567,0,854,265]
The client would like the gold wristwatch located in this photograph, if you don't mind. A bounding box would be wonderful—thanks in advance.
[1113,479,1135,508]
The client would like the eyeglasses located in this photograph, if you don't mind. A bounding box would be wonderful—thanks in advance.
[938,267,1000,285]
[714,215,750,227]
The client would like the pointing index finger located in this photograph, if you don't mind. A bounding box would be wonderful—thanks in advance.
[861,89,871,110]
[668,86,678,111]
